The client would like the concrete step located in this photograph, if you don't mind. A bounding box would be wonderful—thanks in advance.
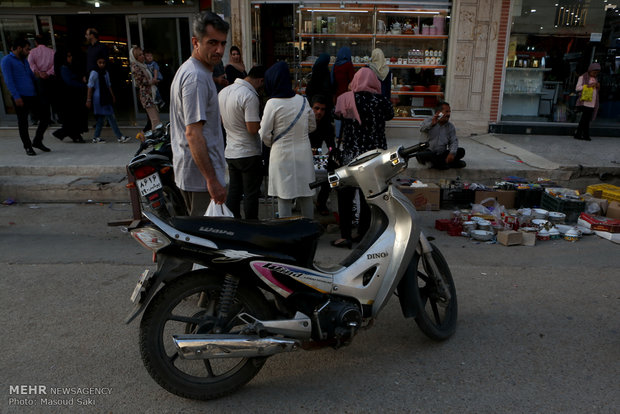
[0,174,130,203]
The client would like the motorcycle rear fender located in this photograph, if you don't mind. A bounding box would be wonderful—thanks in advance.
[125,253,195,324]
[396,252,421,319]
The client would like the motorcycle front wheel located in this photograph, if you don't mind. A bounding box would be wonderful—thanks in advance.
[139,272,272,400]
[412,243,457,341]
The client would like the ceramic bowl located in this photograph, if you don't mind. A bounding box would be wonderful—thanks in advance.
[531,219,549,228]
[549,227,561,239]
[463,221,477,233]
[555,224,573,235]
[564,228,580,242]
[547,212,566,223]
[533,208,549,219]
[470,230,494,241]
[536,228,550,241]
[476,219,492,231]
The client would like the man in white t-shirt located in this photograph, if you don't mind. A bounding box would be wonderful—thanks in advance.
[169,11,229,215]
[218,65,265,219]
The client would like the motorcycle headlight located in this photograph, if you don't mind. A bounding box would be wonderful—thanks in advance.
[130,227,171,252]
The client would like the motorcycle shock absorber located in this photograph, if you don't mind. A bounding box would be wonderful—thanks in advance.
[214,274,240,333]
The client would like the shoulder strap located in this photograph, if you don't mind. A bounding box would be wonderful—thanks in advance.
[273,98,306,144]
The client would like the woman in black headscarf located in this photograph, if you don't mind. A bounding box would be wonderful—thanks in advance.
[52,48,87,142]
[259,62,317,219]
[305,53,333,109]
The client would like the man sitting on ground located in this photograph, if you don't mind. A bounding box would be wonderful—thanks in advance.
[416,101,465,169]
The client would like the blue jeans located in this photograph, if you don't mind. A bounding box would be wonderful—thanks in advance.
[94,113,123,138]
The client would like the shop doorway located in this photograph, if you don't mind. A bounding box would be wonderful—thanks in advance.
[0,13,191,127]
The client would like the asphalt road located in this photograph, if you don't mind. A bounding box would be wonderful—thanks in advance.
[1,203,619,413]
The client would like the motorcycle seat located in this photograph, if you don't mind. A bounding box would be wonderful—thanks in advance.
[169,216,324,264]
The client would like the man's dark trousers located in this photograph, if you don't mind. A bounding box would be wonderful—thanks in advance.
[14,95,49,149]
[417,147,465,170]
[226,156,263,219]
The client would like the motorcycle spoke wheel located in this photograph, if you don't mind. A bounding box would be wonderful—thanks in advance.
[139,272,272,400]
[413,243,458,341]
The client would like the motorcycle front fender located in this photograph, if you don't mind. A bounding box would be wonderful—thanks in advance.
[396,253,420,319]
[125,253,194,324]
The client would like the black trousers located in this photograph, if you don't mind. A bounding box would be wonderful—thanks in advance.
[337,187,370,240]
[225,156,263,219]
[14,95,49,149]
[417,147,465,170]
[575,106,594,139]
[316,181,331,210]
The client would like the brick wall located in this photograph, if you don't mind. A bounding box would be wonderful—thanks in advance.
[489,0,512,122]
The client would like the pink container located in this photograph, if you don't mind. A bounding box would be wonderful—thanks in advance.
[433,16,445,34]
[422,25,430,35]
[430,26,437,35]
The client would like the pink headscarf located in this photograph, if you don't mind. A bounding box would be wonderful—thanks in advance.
[335,67,382,125]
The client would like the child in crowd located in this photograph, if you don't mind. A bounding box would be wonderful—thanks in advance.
[86,57,130,143]
[144,50,164,109]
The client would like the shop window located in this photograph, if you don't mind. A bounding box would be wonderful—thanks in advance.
[501,0,619,127]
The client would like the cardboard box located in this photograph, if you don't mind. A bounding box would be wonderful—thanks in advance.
[519,230,536,246]
[474,190,517,209]
[497,230,523,246]
[398,184,440,211]
[578,213,620,233]
[607,201,620,219]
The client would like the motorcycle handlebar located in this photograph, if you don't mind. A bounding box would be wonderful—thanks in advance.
[308,143,430,190]
[309,179,325,190]
[399,142,429,159]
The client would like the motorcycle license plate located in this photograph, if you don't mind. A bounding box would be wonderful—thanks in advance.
[137,173,162,197]
[131,269,151,303]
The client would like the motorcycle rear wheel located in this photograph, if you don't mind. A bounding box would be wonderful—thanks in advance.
[413,243,457,341]
[139,272,272,400]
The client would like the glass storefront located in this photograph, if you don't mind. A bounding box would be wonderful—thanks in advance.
[0,3,195,126]
[501,0,620,129]
[250,1,452,128]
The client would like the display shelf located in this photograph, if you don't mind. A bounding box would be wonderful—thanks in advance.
[388,64,445,69]
[300,33,374,39]
[298,5,450,127]
[376,34,448,40]
[299,62,446,70]
[391,91,444,96]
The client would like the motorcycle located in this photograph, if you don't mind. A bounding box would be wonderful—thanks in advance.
[124,142,457,400]
[126,123,188,219]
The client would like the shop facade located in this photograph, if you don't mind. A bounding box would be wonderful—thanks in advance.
[2,1,617,137]
[235,0,619,137]
[491,0,620,136]
[0,1,199,126]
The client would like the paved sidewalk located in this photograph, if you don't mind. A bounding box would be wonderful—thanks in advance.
[0,126,618,203]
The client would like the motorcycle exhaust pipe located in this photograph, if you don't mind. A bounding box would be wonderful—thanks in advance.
[172,334,300,359]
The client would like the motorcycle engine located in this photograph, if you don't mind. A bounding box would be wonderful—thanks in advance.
[315,299,362,348]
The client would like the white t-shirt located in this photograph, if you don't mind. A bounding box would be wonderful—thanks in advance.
[169,57,226,192]
[218,78,262,159]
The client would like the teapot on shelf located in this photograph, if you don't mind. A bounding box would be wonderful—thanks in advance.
[391,22,402,35]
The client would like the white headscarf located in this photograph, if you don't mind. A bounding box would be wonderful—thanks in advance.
[129,46,157,102]
[368,48,389,81]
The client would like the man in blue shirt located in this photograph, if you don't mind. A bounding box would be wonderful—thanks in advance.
[1,37,51,155]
